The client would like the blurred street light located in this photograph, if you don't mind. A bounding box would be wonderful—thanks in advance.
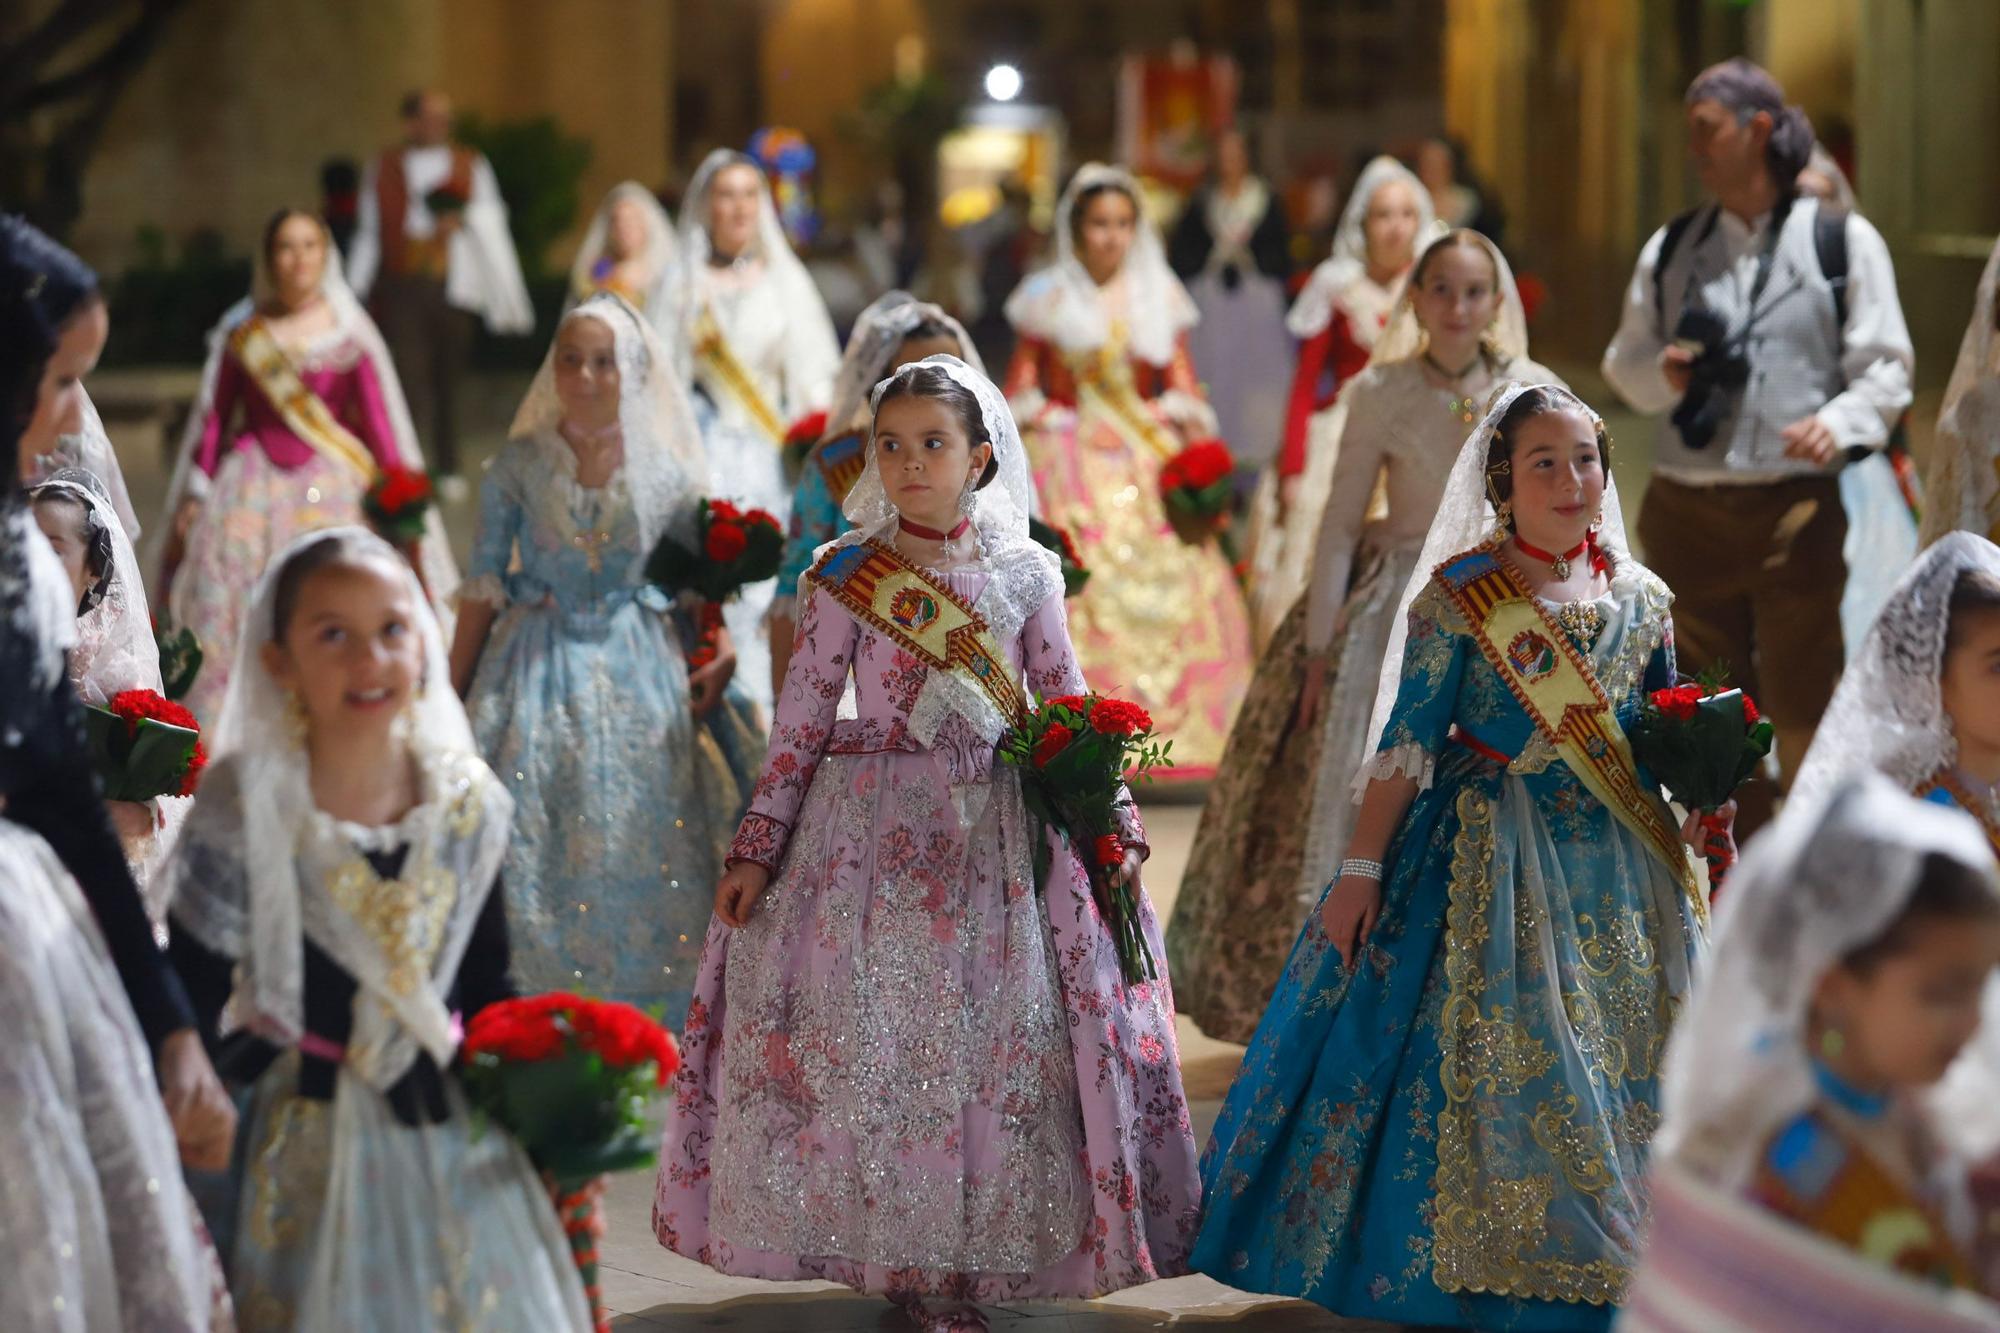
[984,64,1023,103]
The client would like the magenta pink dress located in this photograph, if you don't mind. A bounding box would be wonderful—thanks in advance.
[171,333,405,722]
[652,560,1201,1302]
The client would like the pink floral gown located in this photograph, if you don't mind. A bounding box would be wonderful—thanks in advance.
[653,552,1202,1301]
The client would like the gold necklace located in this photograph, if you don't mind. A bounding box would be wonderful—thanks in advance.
[1423,351,1484,424]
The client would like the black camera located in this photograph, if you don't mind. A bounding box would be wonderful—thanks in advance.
[1669,306,1751,450]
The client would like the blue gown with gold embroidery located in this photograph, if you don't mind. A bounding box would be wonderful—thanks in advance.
[1192,548,1706,1330]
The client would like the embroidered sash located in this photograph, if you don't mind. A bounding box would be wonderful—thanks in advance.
[230,317,382,483]
[692,304,786,444]
[809,539,1023,726]
[1073,331,1181,464]
[815,430,868,505]
[1437,545,1705,921]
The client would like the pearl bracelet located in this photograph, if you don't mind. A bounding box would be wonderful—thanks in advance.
[1338,857,1385,882]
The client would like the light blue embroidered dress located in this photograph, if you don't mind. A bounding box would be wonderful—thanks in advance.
[1193,547,1706,1330]
[463,433,761,1023]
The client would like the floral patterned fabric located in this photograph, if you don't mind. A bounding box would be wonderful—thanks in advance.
[654,564,1202,1299]
[1193,553,1705,1329]
[464,433,761,1025]
[1003,332,1252,779]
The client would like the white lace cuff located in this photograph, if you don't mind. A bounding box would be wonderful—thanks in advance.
[455,573,507,608]
[1156,389,1219,438]
[1349,742,1435,799]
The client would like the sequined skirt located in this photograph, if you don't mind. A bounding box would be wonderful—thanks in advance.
[228,1056,589,1332]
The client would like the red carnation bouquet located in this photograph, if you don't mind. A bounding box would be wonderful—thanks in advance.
[1159,437,1236,547]
[424,183,469,217]
[1028,516,1090,598]
[782,409,830,479]
[458,992,681,1188]
[363,467,436,545]
[82,689,207,800]
[1629,672,1772,885]
[645,497,784,603]
[998,693,1174,984]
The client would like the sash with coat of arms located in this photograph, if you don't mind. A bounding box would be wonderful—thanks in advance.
[1436,544,1705,922]
[807,539,1024,727]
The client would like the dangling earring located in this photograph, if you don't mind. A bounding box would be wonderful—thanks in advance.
[283,691,309,748]
[1819,1025,1846,1061]
[958,476,977,517]
[1589,509,1603,535]
[1495,499,1514,532]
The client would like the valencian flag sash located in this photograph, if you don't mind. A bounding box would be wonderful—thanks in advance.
[230,317,382,483]
[808,540,1023,727]
[691,304,786,445]
[1436,544,1706,923]
[815,430,868,505]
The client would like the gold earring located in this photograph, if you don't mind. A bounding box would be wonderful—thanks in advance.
[1819,1026,1846,1061]
[1496,499,1513,531]
[283,691,309,747]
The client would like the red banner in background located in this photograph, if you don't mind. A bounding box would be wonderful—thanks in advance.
[1117,51,1239,191]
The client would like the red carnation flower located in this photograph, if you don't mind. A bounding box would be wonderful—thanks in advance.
[1088,698,1152,738]
[784,410,830,448]
[742,507,782,535]
[707,498,742,523]
[374,469,433,513]
[1741,693,1761,726]
[1042,694,1089,714]
[1170,439,1235,490]
[687,643,718,669]
[705,521,749,562]
[1031,722,1073,769]
[178,739,209,797]
[1094,834,1126,868]
[1652,685,1703,722]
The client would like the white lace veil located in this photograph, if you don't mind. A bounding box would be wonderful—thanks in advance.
[1654,771,2000,1188]
[507,292,704,558]
[567,181,680,335]
[1923,237,2000,546]
[1368,229,1529,366]
[1792,532,2000,806]
[1002,162,1199,367]
[27,468,159,705]
[34,387,141,542]
[840,354,1036,559]
[825,290,984,437]
[1356,382,1634,780]
[1287,155,1437,339]
[201,524,475,1050]
[148,214,457,606]
[675,148,838,383]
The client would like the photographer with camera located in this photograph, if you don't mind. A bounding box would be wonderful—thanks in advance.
[1601,58,1913,839]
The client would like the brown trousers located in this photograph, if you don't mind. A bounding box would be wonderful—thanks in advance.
[1637,473,1847,839]
[372,272,476,475]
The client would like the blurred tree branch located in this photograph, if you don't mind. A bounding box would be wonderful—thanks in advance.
[0,0,188,237]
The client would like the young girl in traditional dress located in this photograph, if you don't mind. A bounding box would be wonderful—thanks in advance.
[451,294,759,1025]
[1624,775,2000,1329]
[677,149,841,718]
[32,468,188,921]
[1003,162,1252,779]
[567,181,680,336]
[1195,384,1722,1330]
[166,526,591,1331]
[653,356,1200,1333]
[159,207,457,722]
[768,289,979,694]
[1169,229,1561,1043]
[1793,532,2000,852]
[1247,156,1435,644]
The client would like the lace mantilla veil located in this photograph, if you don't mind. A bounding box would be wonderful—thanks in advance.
[1003,162,1198,367]
[567,181,681,336]
[674,148,839,384]
[28,468,160,706]
[172,525,502,1066]
[828,354,1053,747]
[504,291,705,564]
[1655,771,2000,1188]
[1286,155,1438,340]
[1791,532,2000,806]
[825,290,984,437]
[1354,381,1635,793]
